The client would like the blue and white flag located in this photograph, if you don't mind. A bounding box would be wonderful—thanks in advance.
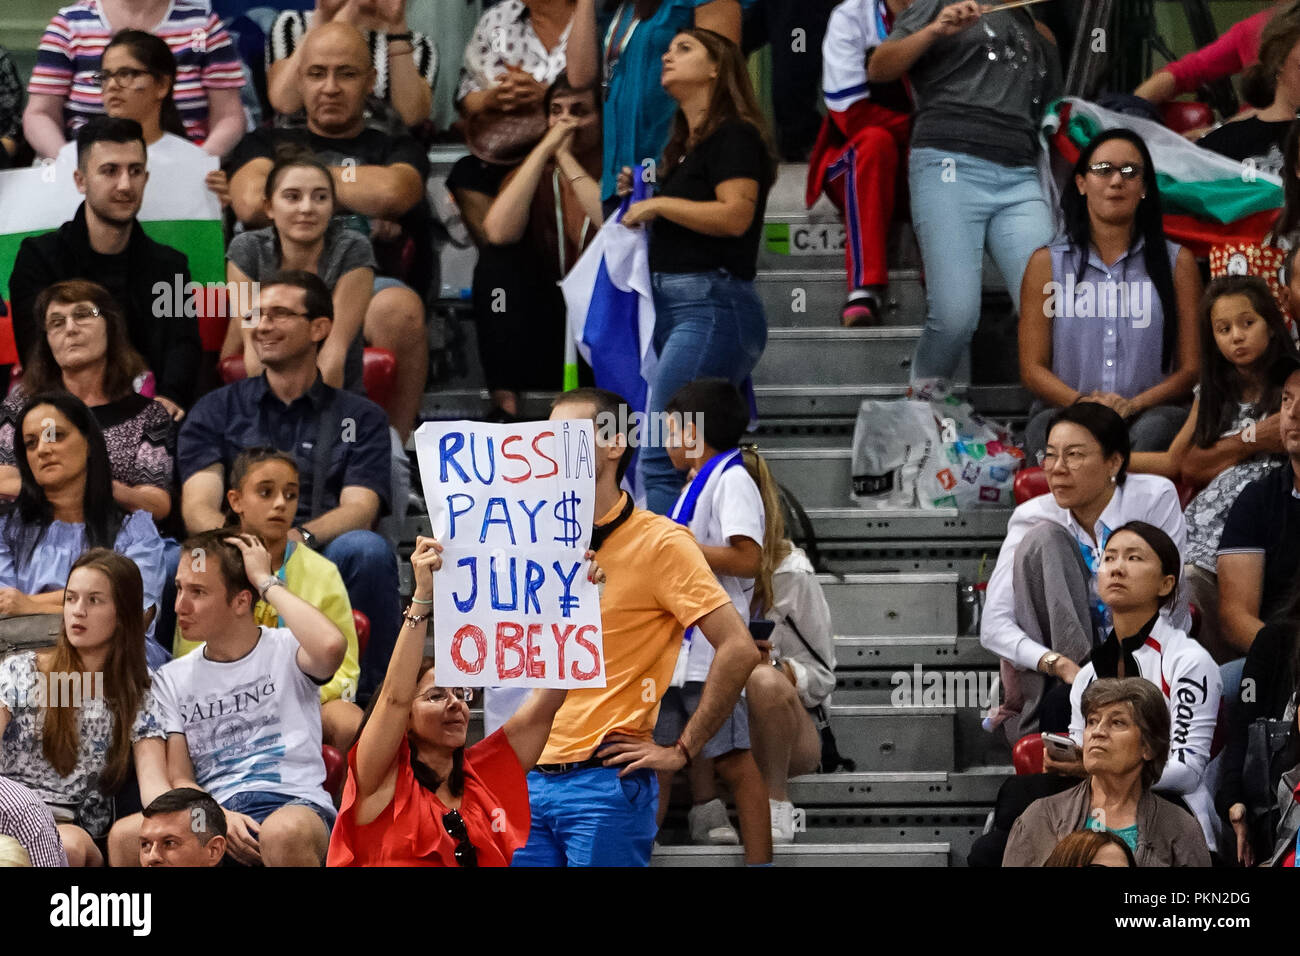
[561,179,657,493]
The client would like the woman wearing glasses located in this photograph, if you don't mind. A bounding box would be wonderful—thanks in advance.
[22,0,245,160]
[0,280,174,527]
[53,30,230,206]
[979,402,1189,741]
[1019,128,1203,463]
[327,537,602,867]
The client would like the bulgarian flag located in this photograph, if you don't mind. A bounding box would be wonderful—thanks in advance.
[1044,98,1284,256]
[0,138,225,364]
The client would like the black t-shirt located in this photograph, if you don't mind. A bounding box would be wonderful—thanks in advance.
[1217,461,1300,621]
[648,120,771,280]
[1197,116,1290,174]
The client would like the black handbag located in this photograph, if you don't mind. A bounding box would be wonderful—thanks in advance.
[1242,691,1298,848]
[780,614,855,773]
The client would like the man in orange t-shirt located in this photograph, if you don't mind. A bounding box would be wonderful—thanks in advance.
[511,388,761,867]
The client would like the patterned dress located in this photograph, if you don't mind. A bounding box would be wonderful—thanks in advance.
[0,652,165,837]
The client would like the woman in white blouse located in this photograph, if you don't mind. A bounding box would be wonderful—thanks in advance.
[980,401,1188,740]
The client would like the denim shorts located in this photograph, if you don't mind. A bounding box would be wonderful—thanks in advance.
[223,790,337,831]
[653,681,751,759]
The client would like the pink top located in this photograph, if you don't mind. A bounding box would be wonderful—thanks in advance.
[1164,7,1275,95]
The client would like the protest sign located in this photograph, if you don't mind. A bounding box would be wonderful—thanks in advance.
[413,419,605,688]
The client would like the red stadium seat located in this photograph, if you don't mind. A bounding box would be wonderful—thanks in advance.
[1013,734,1045,776]
[352,610,370,659]
[1175,479,1198,510]
[1160,100,1214,135]
[322,744,346,798]
[219,348,398,409]
[1189,603,1202,641]
[1013,467,1050,506]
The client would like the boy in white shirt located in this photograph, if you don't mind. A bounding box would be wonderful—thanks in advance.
[152,529,347,867]
[652,379,772,864]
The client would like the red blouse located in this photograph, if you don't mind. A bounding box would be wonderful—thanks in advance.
[327,729,531,867]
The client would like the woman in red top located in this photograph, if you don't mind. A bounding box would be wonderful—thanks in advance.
[327,536,601,867]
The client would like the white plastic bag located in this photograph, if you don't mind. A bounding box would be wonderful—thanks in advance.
[850,400,942,509]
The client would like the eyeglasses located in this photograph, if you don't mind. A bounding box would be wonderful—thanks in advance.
[1036,448,1093,470]
[442,809,479,867]
[90,67,153,88]
[240,307,311,326]
[45,306,102,335]
[1087,161,1144,182]
[421,687,475,706]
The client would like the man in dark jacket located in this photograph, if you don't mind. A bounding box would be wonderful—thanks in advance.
[9,116,200,416]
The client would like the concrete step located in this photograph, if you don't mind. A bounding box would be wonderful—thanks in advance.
[650,841,950,867]
[827,704,954,772]
[758,270,926,328]
[820,572,959,638]
[832,635,996,669]
[766,447,853,509]
[754,328,970,390]
[787,768,1012,807]
[803,507,1011,542]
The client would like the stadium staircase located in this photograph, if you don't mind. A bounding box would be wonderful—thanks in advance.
[408,156,1030,866]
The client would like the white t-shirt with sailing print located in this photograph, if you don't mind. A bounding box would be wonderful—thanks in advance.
[153,626,331,811]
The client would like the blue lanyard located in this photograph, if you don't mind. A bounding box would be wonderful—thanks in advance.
[671,448,745,645]
[1076,523,1112,641]
[263,540,294,629]
[670,449,745,527]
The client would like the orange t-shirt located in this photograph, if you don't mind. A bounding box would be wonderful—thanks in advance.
[540,494,732,764]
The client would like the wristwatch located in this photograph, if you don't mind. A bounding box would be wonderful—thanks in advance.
[296,526,317,550]
[1041,652,1061,676]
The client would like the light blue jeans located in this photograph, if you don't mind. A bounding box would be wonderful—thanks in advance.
[908,147,1054,382]
[641,270,767,515]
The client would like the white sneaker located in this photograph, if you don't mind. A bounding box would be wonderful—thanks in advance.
[770,799,796,845]
[688,799,740,845]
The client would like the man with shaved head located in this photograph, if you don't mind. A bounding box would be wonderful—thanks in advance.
[224,20,429,459]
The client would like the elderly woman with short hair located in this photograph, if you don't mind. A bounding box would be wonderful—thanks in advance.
[1003,677,1212,866]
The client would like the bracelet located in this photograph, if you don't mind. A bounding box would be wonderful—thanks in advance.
[386,32,414,42]
[674,738,692,768]
[258,578,283,602]
[403,607,431,628]
[410,595,433,606]
[568,173,589,184]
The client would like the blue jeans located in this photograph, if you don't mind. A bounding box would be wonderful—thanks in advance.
[908,147,1053,382]
[641,270,767,515]
[223,790,337,830]
[511,766,660,867]
[322,530,401,701]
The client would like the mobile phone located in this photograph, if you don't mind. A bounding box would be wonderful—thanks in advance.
[748,620,775,643]
[1043,733,1081,761]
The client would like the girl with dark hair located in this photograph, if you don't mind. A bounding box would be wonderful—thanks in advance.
[0,392,165,662]
[0,280,175,524]
[1129,276,1297,656]
[327,537,594,867]
[1020,128,1202,460]
[222,148,376,397]
[0,549,169,866]
[618,28,776,513]
[1045,522,1223,853]
[51,29,229,204]
[980,402,1189,740]
[1197,14,1300,174]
